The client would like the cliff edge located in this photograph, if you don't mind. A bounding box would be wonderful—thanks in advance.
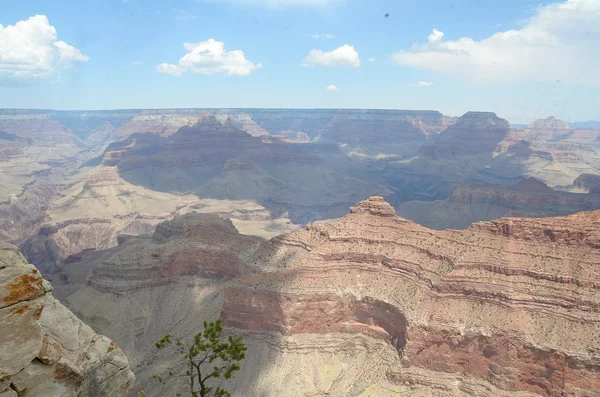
[0,242,134,397]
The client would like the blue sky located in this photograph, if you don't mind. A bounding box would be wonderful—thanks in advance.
[1,0,598,123]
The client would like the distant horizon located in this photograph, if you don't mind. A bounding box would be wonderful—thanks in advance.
[2,1,599,125]
[1,106,598,126]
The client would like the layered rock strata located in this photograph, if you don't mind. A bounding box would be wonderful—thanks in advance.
[99,116,389,223]
[0,242,134,396]
[56,197,600,396]
[19,163,297,276]
[221,197,600,396]
[397,178,600,229]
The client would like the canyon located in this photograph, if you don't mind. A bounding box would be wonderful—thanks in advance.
[2,108,600,396]
[3,109,600,253]
[46,197,600,396]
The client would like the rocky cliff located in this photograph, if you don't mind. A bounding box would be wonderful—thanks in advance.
[574,173,600,194]
[100,115,389,223]
[397,178,600,229]
[527,116,571,131]
[505,116,600,187]
[19,166,296,276]
[220,197,600,396]
[386,112,600,203]
[51,198,600,396]
[385,112,525,202]
[0,112,93,243]
[419,111,511,157]
[0,242,134,397]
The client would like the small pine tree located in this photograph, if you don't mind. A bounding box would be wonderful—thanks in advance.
[147,319,247,397]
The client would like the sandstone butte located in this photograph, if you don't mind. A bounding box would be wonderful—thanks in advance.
[66,197,600,396]
[0,242,134,397]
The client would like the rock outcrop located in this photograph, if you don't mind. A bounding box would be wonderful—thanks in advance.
[387,111,600,204]
[419,111,511,157]
[574,173,600,193]
[504,116,600,187]
[397,178,600,229]
[19,159,299,276]
[0,242,134,396]
[86,213,270,293]
[385,112,525,202]
[527,116,571,131]
[349,196,397,217]
[99,116,390,224]
[52,198,600,397]
[219,197,600,396]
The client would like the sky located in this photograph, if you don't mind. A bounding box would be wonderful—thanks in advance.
[0,0,598,123]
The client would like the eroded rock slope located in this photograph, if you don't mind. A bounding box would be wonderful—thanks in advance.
[55,198,600,396]
[397,178,600,229]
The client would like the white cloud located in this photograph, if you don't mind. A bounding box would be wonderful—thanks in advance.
[311,33,334,39]
[409,81,434,88]
[427,28,444,43]
[132,61,143,66]
[302,44,360,67]
[326,84,338,91]
[0,15,88,81]
[54,41,88,65]
[157,39,262,77]
[201,0,341,7]
[172,8,198,20]
[393,0,600,85]
[368,57,375,62]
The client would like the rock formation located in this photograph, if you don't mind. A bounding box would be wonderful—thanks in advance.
[505,116,600,187]
[385,112,525,202]
[99,115,390,224]
[386,112,600,204]
[213,113,270,137]
[526,116,571,131]
[419,111,511,157]
[19,169,296,276]
[0,242,134,396]
[239,109,457,159]
[51,198,600,396]
[397,178,600,229]
[5,108,600,285]
[0,113,91,243]
[85,213,271,293]
[244,108,456,138]
[221,197,600,396]
[574,173,600,194]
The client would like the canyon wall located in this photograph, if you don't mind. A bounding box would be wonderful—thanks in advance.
[219,197,600,396]
[52,198,600,396]
[397,178,600,229]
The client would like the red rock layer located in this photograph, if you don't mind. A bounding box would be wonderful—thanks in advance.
[220,197,600,396]
[223,289,408,352]
[87,214,268,293]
